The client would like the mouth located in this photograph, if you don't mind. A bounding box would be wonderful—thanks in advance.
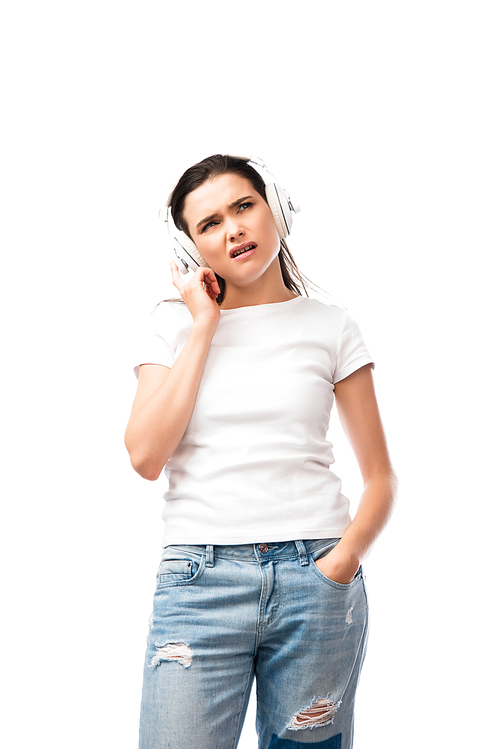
[230,242,257,259]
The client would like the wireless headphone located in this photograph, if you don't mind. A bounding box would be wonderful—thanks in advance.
[158,156,300,275]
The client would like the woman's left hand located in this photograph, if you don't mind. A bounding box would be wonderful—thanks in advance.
[314,545,360,585]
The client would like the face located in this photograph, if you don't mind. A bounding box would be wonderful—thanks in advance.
[182,172,281,287]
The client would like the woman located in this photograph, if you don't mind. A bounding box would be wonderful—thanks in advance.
[125,155,397,749]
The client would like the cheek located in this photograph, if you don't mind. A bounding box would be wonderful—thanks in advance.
[262,207,280,241]
[193,233,217,256]
[194,237,225,272]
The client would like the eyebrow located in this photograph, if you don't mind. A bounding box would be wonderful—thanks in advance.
[195,195,254,230]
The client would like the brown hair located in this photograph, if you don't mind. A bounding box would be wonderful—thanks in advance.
[169,154,312,305]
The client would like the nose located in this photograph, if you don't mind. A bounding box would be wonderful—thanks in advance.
[226,217,245,242]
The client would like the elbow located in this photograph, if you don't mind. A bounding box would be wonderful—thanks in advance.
[388,464,398,501]
[383,462,398,497]
[142,468,164,482]
[363,464,398,507]
[384,466,399,515]
[129,453,165,481]
[124,435,166,481]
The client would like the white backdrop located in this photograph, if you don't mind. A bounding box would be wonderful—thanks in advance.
[1,2,498,747]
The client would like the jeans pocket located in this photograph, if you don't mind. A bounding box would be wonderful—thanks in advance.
[310,538,341,562]
[309,540,363,590]
[156,547,205,588]
[310,560,363,589]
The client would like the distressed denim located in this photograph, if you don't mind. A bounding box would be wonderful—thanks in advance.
[139,539,369,749]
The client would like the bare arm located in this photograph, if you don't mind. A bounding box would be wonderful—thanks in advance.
[124,264,221,480]
[315,364,398,583]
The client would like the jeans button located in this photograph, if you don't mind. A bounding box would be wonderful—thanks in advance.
[258,543,269,553]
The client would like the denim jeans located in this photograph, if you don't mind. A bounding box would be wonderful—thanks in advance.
[139,539,369,749]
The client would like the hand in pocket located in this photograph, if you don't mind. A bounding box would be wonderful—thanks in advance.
[315,544,360,585]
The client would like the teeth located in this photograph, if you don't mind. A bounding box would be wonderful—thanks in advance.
[233,245,254,257]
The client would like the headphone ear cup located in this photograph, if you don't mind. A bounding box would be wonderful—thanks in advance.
[176,231,210,270]
[168,214,210,273]
[265,182,293,239]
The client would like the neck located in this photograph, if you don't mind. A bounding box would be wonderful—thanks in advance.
[220,258,297,310]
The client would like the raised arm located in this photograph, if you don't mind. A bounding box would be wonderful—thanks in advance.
[315,364,398,584]
[124,264,221,480]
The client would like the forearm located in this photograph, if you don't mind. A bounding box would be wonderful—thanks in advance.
[338,469,398,565]
[125,320,217,479]
[316,365,398,583]
[315,469,397,585]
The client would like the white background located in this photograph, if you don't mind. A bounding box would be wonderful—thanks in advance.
[1,1,498,747]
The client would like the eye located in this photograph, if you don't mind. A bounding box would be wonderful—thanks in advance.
[201,219,219,233]
[238,201,253,212]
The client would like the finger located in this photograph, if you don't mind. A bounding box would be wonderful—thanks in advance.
[205,284,219,301]
[197,266,213,283]
[196,268,218,294]
[200,268,221,296]
[208,278,221,298]
[170,262,183,290]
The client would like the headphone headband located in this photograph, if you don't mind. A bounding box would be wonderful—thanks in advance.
[159,156,300,274]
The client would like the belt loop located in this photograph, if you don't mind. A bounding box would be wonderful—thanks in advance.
[294,540,309,566]
[205,545,214,567]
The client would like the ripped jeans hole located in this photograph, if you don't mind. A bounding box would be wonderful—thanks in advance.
[149,642,193,669]
[288,697,341,730]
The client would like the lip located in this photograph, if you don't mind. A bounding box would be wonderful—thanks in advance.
[229,241,257,260]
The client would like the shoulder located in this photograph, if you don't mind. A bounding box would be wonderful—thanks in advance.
[151,298,188,318]
[293,295,350,328]
[133,301,191,378]
[145,299,191,330]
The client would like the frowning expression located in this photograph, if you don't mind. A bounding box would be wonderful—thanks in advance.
[182,173,281,285]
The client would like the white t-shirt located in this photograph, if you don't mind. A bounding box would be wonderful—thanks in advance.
[134,296,374,546]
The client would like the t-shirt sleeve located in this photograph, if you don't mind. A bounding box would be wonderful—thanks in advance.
[333,310,374,385]
[133,302,179,379]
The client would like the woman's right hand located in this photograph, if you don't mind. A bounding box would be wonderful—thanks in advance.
[171,262,221,329]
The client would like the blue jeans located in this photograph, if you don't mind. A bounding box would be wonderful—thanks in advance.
[139,539,369,748]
